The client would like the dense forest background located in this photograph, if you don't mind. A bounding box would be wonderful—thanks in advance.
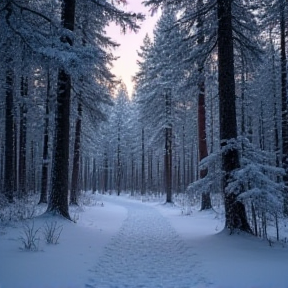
[0,0,288,239]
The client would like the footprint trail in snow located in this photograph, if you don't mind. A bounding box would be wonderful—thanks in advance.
[86,199,212,288]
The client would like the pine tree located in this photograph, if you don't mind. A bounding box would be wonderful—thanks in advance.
[135,7,184,203]
[46,0,143,217]
[144,0,261,232]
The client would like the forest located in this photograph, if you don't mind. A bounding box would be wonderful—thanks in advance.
[0,0,288,241]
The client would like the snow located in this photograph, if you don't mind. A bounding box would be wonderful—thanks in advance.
[0,198,126,288]
[0,193,288,288]
[157,203,288,288]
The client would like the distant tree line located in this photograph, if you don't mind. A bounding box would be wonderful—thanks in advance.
[94,0,288,237]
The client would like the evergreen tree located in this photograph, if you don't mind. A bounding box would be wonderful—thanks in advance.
[144,0,261,232]
[46,1,143,218]
[135,7,184,203]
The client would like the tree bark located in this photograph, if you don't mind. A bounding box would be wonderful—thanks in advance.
[70,102,82,205]
[47,69,72,218]
[19,76,28,198]
[217,0,252,233]
[164,88,173,203]
[47,0,76,219]
[92,158,97,193]
[196,0,212,211]
[4,67,15,203]
[141,128,145,195]
[198,73,211,210]
[280,0,288,213]
[103,151,108,193]
[131,153,135,195]
[116,126,122,196]
[182,124,186,193]
[39,70,51,204]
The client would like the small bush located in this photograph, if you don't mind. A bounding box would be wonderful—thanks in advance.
[43,221,63,244]
[19,221,41,251]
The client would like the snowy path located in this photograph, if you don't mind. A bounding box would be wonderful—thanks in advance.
[86,199,210,288]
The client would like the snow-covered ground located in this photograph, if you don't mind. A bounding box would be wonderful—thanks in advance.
[0,193,288,288]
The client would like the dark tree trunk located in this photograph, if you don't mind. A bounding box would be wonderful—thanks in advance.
[269,31,280,170]
[116,127,122,196]
[164,88,172,203]
[39,70,51,204]
[197,0,212,211]
[280,1,288,213]
[47,0,76,219]
[217,0,252,233]
[0,145,4,192]
[70,102,82,205]
[198,73,211,210]
[182,124,186,193]
[92,158,97,193]
[19,76,28,198]
[103,151,108,193]
[47,69,71,218]
[131,153,134,195]
[141,128,145,195]
[29,141,36,193]
[83,157,89,192]
[251,202,258,237]
[13,118,17,194]
[147,149,153,192]
[240,50,246,136]
[4,67,15,203]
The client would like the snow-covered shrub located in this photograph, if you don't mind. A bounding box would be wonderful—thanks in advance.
[19,221,41,251]
[78,191,98,206]
[187,136,285,239]
[224,137,285,238]
[43,221,63,244]
[227,137,284,215]
[0,195,46,223]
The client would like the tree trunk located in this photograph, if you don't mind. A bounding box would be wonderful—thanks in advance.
[251,202,258,237]
[47,69,72,218]
[103,151,108,193]
[217,0,252,233]
[83,157,89,192]
[4,67,15,203]
[39,70,51,204]
[280,1,288,213]
[198,75,212,210]
[141,128,145,195]
[164,88,172,203]
[270,30,281,174]
[13,117,17,194]
[47,0,76,219]
[116,126,122,196]
[19,76,28,198]
[92,158,97,193]
[182,124,186,193]
[29,141,36,193]
[131,153,134,195]
[70,102,82,205]
[196,0,212,211]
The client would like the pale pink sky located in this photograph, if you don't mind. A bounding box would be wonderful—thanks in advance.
[106,0,160,96]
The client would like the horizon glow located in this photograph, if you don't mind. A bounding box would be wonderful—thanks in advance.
[106,0,160,97]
